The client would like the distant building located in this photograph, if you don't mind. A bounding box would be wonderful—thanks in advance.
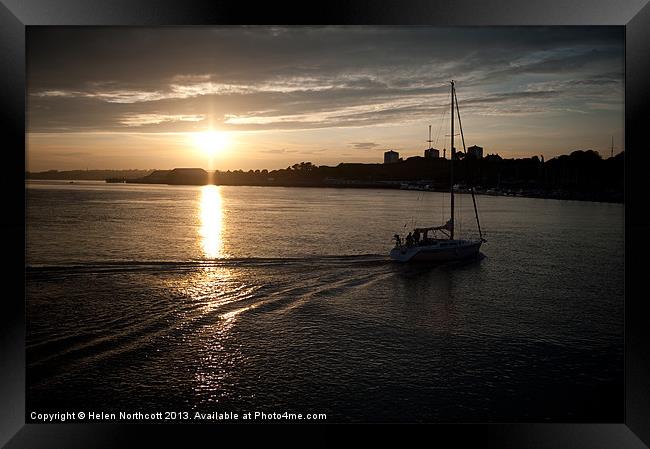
[467,145,484,158]
[424,148,440,158]
[384,150,400,164]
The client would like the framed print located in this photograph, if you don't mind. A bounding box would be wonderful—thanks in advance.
[2,0,650,447]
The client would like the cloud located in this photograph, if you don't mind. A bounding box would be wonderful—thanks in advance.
[27,26,623,134]
[50,151,92,158]
[119,113,206,127]
[350,142,380,150]
[258,148,299,154]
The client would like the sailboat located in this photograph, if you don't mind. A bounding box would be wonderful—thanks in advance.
[390,80,485,263]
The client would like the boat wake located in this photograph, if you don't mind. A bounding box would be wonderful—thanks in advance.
[27,253,390,273]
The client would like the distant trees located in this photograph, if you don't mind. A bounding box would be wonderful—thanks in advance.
[289,161,316,172]
[542,149,618,191]
[27,169,154,181]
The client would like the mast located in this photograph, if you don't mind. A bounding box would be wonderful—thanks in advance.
[450,80,455,240]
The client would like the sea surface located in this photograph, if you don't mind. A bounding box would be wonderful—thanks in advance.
[26,180,624,422]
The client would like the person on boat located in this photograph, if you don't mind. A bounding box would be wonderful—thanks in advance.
[393,234,402,247]
[406,232,413,247]
[414,229,421,245]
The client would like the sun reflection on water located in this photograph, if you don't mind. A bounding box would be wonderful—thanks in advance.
[199,185,224,259]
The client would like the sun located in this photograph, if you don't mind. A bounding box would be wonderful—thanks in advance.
[193,131,229,156]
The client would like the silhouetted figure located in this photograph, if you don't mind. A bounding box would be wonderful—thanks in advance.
[406,232,413,247]
[393,234,402,247]
[414,230,421,245]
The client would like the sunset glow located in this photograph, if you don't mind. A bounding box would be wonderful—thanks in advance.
[193,131,230,157]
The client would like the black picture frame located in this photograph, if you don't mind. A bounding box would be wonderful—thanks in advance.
[2,0,649,446]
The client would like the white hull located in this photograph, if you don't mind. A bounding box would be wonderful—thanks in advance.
[390,239,482,263]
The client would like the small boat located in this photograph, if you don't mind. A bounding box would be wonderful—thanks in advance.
[390,80,485,263]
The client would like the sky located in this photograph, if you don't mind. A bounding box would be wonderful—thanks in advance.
[27,26,624,171]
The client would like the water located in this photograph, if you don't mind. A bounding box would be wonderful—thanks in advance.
[26,180,624,422]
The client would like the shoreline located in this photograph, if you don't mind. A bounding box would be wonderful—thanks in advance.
[27,178,623,204]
